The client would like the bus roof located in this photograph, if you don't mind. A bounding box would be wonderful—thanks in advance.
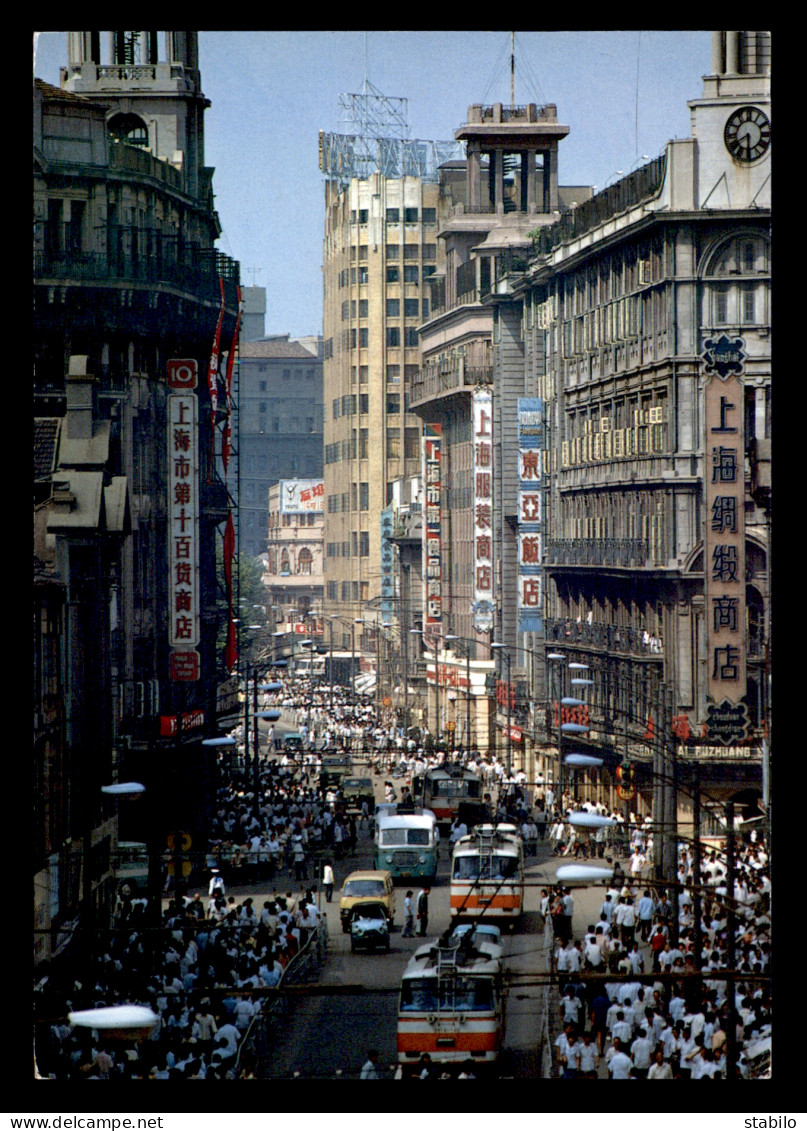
[378,810,437,831]
[402,942,500,979]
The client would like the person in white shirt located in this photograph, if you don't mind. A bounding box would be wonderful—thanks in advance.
[577,1033,599,1078]
[647,1049,673,1079]
[630,1028,654,1077]
[606,1038,633,1079]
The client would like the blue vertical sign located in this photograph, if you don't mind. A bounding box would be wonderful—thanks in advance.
[517,397,544,634]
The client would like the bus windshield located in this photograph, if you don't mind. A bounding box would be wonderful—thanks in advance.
[453,854,519,881]
[400,976,494,1012]
[379,827,432,847]
[432,779,480,798]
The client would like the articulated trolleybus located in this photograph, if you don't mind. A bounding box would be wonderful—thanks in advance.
[397,930,504,1073]
[411,764,485,828]
[450,824,524,929]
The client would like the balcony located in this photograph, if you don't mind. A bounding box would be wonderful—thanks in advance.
[34,245,239,300]
[408,342,493,409]
[546,538,653,569]
[545,615,663,658]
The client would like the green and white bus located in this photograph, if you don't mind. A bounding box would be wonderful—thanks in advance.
[374,808,440,881]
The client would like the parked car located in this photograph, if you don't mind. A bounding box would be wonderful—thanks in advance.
[349,901,391,952]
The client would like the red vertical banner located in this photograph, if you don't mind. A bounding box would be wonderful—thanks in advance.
[422,423,442,653]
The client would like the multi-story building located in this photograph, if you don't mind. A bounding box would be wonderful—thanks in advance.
[237,334,324,559]
[264,478,325,626]
[319,85,465,653]
[498,30,770,845]
[33,31,240,957]
[407,100,591,760]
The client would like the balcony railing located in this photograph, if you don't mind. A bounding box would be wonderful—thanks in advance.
[544,615,663,657]
[34,246,240,298]
[409,342,493,406]
[546,538,652,568]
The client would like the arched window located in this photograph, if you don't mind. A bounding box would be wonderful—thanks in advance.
[297,547,313,576]
[108,113,149,148]
[702,233,770,329]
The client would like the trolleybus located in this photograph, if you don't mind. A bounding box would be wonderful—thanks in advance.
[397,930,504,1073]
[450,824,524,929]
[411,764,486,828]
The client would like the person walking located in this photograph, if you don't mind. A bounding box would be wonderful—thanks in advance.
[321,860,335,904]
[402,890,415,938]
[360,1049,381,1079]
[416,886,430,937]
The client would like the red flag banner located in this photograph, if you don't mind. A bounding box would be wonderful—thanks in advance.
[221,285,241,481]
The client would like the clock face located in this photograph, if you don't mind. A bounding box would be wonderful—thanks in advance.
[724,106,771,162]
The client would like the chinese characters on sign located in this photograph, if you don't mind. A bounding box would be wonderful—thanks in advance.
[279,479,325,514]
[168,362,200,681]
[422,423,443,650]
[380,506,395,625]
[703,362,747,733]
[472,391,495,634]
[517,398,544,634]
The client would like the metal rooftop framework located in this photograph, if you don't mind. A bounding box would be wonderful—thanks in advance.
[319,79,464,186]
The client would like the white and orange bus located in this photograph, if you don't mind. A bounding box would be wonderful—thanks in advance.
[411,764,485,828]
[397,932,504,1073]
[449,825,524,929]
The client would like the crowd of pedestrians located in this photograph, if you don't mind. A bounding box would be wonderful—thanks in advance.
[548,806,771,1080]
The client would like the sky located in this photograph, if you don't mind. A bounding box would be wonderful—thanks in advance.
[33,30,713,339]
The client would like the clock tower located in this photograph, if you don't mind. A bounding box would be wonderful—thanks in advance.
[687,31,771,210]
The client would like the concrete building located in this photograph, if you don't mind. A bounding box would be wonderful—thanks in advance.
[407,100,591,762]
[237,334,324,559]
[493,31,770,849]
[33,32,240,958]
[264,478,325,628]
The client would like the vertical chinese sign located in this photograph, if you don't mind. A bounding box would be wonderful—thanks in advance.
[167,359,200,681]
[422,423,443,653]
[703,335,747,740]
[517,397,544,634]
[380,506,395,626]
[472,390,495,635]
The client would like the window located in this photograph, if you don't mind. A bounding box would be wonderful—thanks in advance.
[386,207,400,223]
[359,327,369,347]
[359,394,369,414]
[386,298,400,317]
[742,286,756,324]
[422,208,436,224]
[405,427,420,459]
[358,266,368,284]
[360,482,369,510]
[387,392,401,415]
[359,366,369,384]
[714,287,729,324]
[404,243,419,259]
[387,428,401,459]
[358,209,368,224]
[387,266,400,283]
[404,298,419,318]
[387,327,401,347]
[404,207,419,223]
[386,244,400,258]
[386,364,401,383]
[404,327,419,347]
[359,532,370,557]
[359,298,369,317]
[359,428,369,458]
[403,264,419,284]
[423,244,437,260]
[358,245,368,260]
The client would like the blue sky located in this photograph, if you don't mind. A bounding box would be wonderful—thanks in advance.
[34,30,712,338]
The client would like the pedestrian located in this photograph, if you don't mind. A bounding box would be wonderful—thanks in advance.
[402,890,415,937]
[360,1049,381,1079]
[606,1037,634,1079]
[208,868,225,899]
[321,860,335,904]
[416,886,430,937]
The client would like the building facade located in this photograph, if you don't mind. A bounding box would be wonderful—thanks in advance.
[237,335,324,559]
[264,478,325,626]
[33,31,240,959]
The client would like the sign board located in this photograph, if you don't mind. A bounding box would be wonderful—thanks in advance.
[517,398,544,633]
[279,479,324,514]
[422,423,443,648]
[167,366,200,680]
[472,391,495,634]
